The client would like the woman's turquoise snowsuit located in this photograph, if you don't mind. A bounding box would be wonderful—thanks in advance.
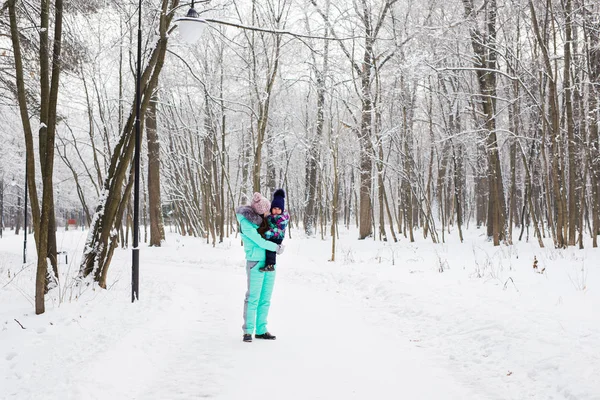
[236,206,280,335]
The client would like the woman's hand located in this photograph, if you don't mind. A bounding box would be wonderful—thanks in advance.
[276,244,285,255]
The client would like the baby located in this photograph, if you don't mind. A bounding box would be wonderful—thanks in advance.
[259,189,290,272]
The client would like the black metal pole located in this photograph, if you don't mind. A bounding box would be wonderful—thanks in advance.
[23,155,27,264]
[132,0,142,303]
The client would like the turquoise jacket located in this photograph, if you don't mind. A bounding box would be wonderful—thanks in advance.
[236,206,279,261]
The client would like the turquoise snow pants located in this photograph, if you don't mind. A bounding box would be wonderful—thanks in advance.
[243,260,276,335]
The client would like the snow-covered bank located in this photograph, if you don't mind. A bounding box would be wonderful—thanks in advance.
[1,228,599,399]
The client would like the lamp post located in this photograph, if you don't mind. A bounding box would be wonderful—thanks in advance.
[132,0,142,303]
[129,0,206,303]
[130,0,209,303]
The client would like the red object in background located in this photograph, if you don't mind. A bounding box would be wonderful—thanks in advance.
[67,219,77,225]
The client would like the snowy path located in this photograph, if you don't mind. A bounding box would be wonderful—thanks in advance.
[2,231,599,399]
[218,278,476,400]
[66,259,476,400]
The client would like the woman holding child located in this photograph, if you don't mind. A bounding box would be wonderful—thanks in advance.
[235,189,289,343]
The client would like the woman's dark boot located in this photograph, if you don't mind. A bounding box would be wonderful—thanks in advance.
[255,332,276,340]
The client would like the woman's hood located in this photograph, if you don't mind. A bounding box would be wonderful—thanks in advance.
[235,205,263,225]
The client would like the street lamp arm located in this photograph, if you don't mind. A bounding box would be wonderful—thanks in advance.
[203,18,358,41]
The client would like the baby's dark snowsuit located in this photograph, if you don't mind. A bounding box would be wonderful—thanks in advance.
[262,212,289,266]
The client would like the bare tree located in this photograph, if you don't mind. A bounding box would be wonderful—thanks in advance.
[147,95,165,246]
[583,1,600,247]
[462,0,507,246]
[311,0,397,239]
[8,0,66,314]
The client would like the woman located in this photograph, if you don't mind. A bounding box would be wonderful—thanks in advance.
[236,192,285,342]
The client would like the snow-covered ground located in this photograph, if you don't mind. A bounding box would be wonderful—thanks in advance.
[1,226,599,400]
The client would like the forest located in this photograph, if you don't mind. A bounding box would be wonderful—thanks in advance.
[0,0,599,314]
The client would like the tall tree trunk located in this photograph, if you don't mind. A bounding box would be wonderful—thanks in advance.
[8,0,65,313]
[15,196,21,235]
[529,0,566,247]
[423,82,435,239]
[402,105,415,242]
[330,130,339,261]
[37,0,60,286]
[585,4,600,247]
[508,139,517,245]
[358,63,373,239]
[563,0,577,246]
[8,0,41,248]
[463,0,506,245]
[452,142,464,243]
[0,182,3,238]
[304,48,327,236]
[519,139,545,248]
[507,58,521,245]
[147,94,164,246]
[475,141,487,229]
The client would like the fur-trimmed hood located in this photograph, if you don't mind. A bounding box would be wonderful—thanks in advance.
[235,205,263,226]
